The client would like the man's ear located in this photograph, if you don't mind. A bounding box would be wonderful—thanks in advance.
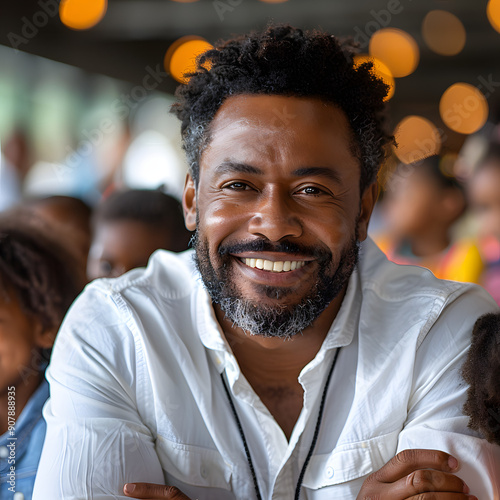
[182,173,197,231]
[356,181,379,242]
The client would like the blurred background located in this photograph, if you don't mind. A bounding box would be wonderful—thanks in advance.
[1,0,500,299]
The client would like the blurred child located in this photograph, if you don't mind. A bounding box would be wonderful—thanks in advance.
[24,196,92,275]
[377,155,483,283]
[469,142,500,304]
[0,210,84,500]
[87,189,192,281]
[462,312,500,445]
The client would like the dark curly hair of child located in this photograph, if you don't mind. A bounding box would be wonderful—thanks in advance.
[0,209,86,358]
[462,312,500,444]
[171,23,393,193]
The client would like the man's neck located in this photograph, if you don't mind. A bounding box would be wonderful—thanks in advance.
[214,285,347,439]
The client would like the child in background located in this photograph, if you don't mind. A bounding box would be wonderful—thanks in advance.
[462,312,500,445]
[24,196,92,273]
[376,155,483,283]
[469,142,500,305]
[87,189,192,281]
[0,211,84,500]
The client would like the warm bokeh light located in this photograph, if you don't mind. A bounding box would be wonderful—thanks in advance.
[369,28,419,78]
[422,10,466,56]
[439,83,488,135]
[393,115,441,164]
[164,36,213,84]
[487,0,500,33]
[354,55,395,101]
[59,0,107,30]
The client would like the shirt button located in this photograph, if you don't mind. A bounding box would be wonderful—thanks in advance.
[0,446,8,459]
[325,466,334,479]
[14,493,25,500]
[200,464,208,479]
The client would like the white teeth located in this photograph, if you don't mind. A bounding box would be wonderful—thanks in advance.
[273,261,283,272]
[243,258,307,272]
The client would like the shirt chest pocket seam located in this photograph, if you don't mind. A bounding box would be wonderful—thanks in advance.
[301,429,400,489]
[155,435,233,490]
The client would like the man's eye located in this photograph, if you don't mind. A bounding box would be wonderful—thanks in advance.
[300,186,324,195]
[224,182,249,190]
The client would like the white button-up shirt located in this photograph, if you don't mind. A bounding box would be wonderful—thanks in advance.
[33,238,500,500]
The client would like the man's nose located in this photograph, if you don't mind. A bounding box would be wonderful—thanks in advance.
[247,187,302,241]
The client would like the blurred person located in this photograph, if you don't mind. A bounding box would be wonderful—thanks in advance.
[0,210,84,500]
[469,142,500,304]
[87,188,192,281]
[462,312,500,445]
[23,196,92,275]
[377,155,483,283]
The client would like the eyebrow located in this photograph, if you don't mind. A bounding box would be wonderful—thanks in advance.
[214,161,263,176]
[214,161,342,184]
[291,167,342,184]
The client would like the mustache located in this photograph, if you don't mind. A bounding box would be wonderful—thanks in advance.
[218,238,332,260]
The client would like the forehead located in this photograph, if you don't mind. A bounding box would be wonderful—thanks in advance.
[201,94,359,176]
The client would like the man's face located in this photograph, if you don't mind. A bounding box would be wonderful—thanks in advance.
[183,95,376,338]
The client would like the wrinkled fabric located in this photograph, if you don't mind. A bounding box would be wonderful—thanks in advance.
[33,238,500,500]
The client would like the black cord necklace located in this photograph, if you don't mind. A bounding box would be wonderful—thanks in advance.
[220,347,341,500]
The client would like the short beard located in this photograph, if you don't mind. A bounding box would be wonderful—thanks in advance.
[192,228,359,340]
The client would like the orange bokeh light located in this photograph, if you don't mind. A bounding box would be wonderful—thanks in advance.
[59,0,107,30]
[439,83,488,135]
[422,10,466,56]
[369,28,419,78]
[354,55,395,101]
[164,36,213,84]
[487,0,500,33]
[393,115,441,164]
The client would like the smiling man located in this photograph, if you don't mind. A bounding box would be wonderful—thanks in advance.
[33,25,500,500]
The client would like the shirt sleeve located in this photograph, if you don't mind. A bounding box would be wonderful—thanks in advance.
[32,283,165,500]
[396,284,500,499]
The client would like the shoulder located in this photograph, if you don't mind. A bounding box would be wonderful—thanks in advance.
[359,237,492,305]
[91,248,197,299]
[52,249,200,358]
[358,237,499,347]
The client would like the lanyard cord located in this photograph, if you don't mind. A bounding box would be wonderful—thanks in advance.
[220,346,342,500]
[221,371,263,500]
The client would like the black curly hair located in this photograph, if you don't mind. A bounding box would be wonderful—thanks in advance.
[462,312,500,444]
[0,210,85,346]
[171,23,393,193]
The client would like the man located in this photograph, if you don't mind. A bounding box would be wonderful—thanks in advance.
[33,25,500,499]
